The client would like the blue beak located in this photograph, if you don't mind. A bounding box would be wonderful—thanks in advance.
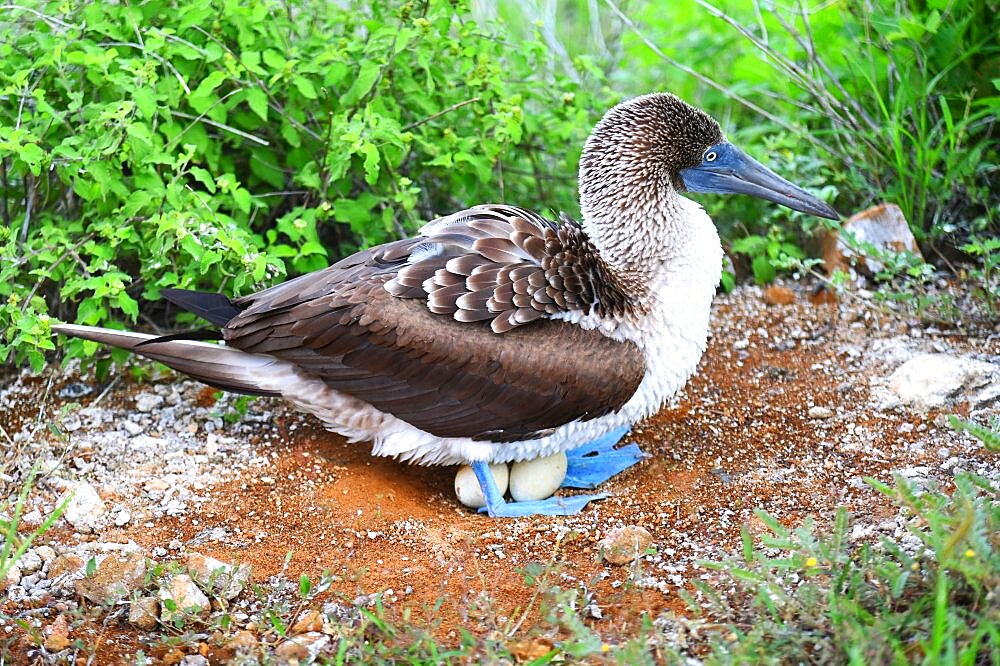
[680,143,839,220]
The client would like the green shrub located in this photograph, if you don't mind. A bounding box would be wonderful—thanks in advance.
[0,0,610,368]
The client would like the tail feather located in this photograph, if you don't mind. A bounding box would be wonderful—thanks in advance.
[52,324,288,397]
[160,288,241,327]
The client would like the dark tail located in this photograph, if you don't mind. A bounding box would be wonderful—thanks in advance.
[160,288,241,327]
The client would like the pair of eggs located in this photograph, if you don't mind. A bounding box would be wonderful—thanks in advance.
[454,452,568,508]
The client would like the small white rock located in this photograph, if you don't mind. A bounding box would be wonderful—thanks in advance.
[60,482,107,533]
[509,452,568,502]
[159,574,211,622]
[17,549,43,574]
[114,510,131,527]
[808,406,834,419]
[35,546,56,564]
[135,392,164,413]
[454,464,509,509]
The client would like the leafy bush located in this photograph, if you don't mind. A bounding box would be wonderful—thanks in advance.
[0,0,610,368]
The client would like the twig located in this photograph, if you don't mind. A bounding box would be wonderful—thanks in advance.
[91,376,120,408]
[0,4,78,29]
[17,175,35,250]
[402,97,481,131]
[20,233,94,314]
[0,158,10,228]
[169,110,270,146]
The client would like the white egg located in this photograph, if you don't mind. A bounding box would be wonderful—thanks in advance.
[509,452,568,502]
[454,463,509,509]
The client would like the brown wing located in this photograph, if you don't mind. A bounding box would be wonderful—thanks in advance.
[226,276,644,442]
[222,207,645,442]
[385,205,639,332]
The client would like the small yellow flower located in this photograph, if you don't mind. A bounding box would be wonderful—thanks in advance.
[805,557,818,568]
[964,549,975,559]
[911,562,919,571]
[600,644,611,653]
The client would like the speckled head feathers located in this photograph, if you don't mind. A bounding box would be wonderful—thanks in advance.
[579,93,724,196]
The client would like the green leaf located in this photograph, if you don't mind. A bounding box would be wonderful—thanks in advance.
[341,62,380,107]
[191,70,227,99]
[189,167,217,193]
[133,87,157,119]
[244,88,268,120]
[233,188,252,213]
[751,255,776,284]
[361,142,380,184]
[294,76,318,100]
[117,292,139,319]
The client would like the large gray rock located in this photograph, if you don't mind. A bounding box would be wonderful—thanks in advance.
[889,354,999,410]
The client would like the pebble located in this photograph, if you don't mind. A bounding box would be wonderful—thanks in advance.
[61,481,107,533]
[123,420,144,436]
[58,382,93,399]
[291,609,324,634]
[114,510,132,527]
[509,452,567,502]
[159,574,211,622]
[180,656,209,666]
[185,552,251,600]
[1,564,21,591]
[135,392,165,413]
[808,406,834,419]
[274,632,329,665]
[454,463,509,509]
[129,596,160,630]
[34,545,56,564]
[48,554,85,582]
[889,353,998,410]
[42,614,71,651]
[763,285,795,305]
[18,549,43,573]
[598,526,654,566]
[225,630,258,652]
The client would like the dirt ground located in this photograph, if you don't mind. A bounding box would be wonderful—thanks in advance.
[1,281,998,662]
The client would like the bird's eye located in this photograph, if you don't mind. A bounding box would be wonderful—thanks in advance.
[704,150,718,162]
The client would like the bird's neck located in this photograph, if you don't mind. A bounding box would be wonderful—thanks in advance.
[580,188,718,304]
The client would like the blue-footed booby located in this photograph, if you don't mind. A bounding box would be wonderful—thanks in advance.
[52,93,837,517]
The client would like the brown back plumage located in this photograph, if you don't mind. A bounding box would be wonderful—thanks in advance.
[218,205,646,441]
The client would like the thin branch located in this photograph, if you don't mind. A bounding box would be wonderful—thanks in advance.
[169,110,270,146]
[402,97,481,131]
[0,4,78,29]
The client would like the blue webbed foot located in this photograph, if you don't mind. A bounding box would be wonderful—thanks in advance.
[562,426,647,489]
[471,461,606,517]
[476,493,609,517]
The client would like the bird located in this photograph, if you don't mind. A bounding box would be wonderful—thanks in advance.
[52,93,838,517]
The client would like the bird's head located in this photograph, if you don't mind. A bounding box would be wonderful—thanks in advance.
[579,93,838,221]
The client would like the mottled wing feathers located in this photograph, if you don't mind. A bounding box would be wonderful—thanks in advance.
[215,205,645,442]
[385,205,635,333]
